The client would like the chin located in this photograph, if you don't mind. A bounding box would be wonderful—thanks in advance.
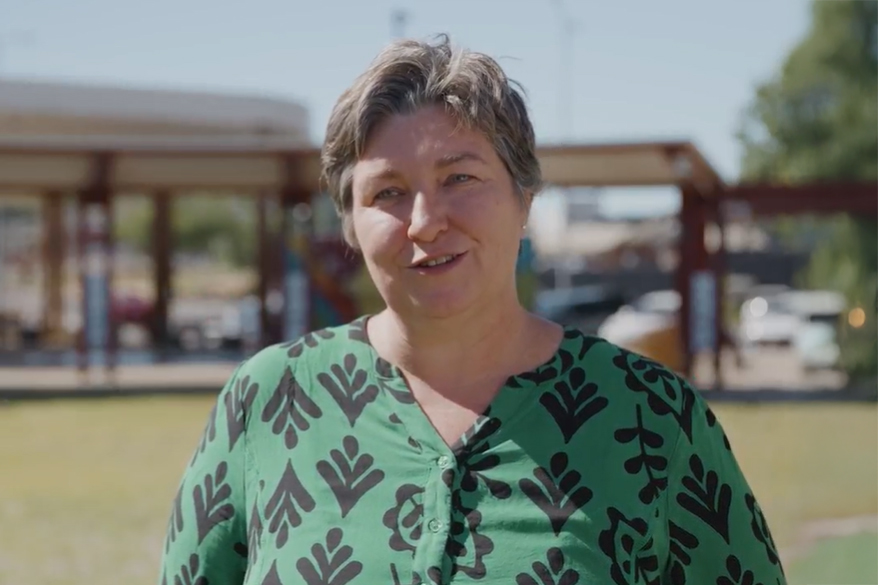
[403,288,478,320]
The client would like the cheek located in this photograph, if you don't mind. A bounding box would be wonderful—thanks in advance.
[461,192,524,250]
[352,208,407,261]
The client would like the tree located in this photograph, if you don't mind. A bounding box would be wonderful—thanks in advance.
[114,195,257,268]
[737,0,877,382]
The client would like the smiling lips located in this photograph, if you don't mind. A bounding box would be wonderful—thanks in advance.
[411,252,463,269]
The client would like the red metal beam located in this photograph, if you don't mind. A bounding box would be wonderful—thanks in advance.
[676,186,710,378]
[42,191,65,343]
[724,181,877,217]
[152,190,172,348]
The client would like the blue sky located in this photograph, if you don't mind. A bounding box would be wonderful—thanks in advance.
[2,0,811,216]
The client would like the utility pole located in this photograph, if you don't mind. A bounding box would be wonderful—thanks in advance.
[391,9,409,39]
[0,30,34,334]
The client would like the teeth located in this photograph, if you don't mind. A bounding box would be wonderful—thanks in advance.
[421,254,456,267]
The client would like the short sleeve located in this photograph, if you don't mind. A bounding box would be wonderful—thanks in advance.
[158,363,256,585]
[663,387,787,585]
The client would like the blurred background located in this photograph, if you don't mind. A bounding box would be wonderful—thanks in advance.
[0,0,875,583]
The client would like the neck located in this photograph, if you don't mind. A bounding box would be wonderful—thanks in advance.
[369,289,531,387]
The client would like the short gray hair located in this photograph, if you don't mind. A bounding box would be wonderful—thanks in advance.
[321,34,544,246]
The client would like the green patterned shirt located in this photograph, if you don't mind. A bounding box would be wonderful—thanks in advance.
[159,317,786,585]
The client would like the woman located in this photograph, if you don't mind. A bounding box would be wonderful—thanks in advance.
[159,36,786,585]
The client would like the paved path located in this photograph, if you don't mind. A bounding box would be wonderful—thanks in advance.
[0,346,867,402]
[0,362,236,398]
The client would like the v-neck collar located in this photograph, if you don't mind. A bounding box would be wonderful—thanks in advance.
[353,315,580,456]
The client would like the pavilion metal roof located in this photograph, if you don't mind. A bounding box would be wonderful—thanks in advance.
[0,79,310,136]
[0,136,724,196]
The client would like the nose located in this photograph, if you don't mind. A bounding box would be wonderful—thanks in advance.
[406,189,448,242]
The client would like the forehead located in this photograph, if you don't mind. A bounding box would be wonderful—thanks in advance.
[353,107,498,179]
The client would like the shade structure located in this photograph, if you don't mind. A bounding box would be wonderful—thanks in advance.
[0,136,723,195]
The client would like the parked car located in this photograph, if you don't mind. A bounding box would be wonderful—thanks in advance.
[598,290,685,372]
[534,285,625,334]
[794,321,840,371]
[737,294,802,348]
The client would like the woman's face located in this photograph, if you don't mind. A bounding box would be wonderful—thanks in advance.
[350,105,528,320]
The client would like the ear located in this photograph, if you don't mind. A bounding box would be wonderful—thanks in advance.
[520,192,533,232]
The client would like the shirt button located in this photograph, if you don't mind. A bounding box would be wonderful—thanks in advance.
[437,455,451,468]
[427,518,443,533]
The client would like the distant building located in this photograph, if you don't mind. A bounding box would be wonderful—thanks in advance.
[0,77,310,143]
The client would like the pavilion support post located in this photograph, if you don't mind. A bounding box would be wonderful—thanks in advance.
[676,185,709,380]
[711,193,727,391]
[256,193,270,349]
[268,194,287,345]
[152,190,172,350]
[42,190,66,346]
[256,192,287,347]
[76,154,116,381]
[279,186,313,342]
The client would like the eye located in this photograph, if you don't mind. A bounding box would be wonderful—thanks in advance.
[446,173,475,186]
[374,188,403,201]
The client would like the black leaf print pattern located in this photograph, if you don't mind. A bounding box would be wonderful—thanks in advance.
[446,489,494,580]
[283,328,335,358]
[248,501,264,567]
[705,406,732,451]
[745,493,782,569]
[572,331,602,361]
[193,461,235,544]
[520,452,594,535]
[261,560,284,585]
[296,528,363,585]
[612,349,696,442]
[666,521,700,584]
[541,365,609,443]
[317,353,380,426]
[389,564,411,585]
[261,367,323,449]
[233,541,247,558]
[382,483,424,553]
[171,553,209,585]
[377,364,417,405]
[455,415,513,499]
[509,363,559,387]
[387,413,421,451]
[426,567,444,585]
[508,333,588,388]
[598,508,660,585]
[225,374,259,450]
[676,454,732,544]
[515,547,581,585]
[317,435,385,517]
[391,566,437,585]
[265,461,316,548]
[165,483,185,552]
[716,555,768,585]
[347,318,369,343]
[615,405,669,504]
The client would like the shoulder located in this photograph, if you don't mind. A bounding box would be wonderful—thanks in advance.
[521,326,706,437]
[515,325,688,388]
[557,326,696,397]
[236,317,372,380]
[218,318,375,426]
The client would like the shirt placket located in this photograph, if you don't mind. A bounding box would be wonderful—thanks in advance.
[411,447,455,584]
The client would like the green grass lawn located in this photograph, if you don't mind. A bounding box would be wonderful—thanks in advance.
[786,532,878,585]
[0,397,875,585]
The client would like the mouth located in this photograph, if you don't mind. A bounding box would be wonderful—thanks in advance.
[410,252,464,269]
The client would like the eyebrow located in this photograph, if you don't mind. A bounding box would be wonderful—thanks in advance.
[364,151,487,183]
[435,151,487,169]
